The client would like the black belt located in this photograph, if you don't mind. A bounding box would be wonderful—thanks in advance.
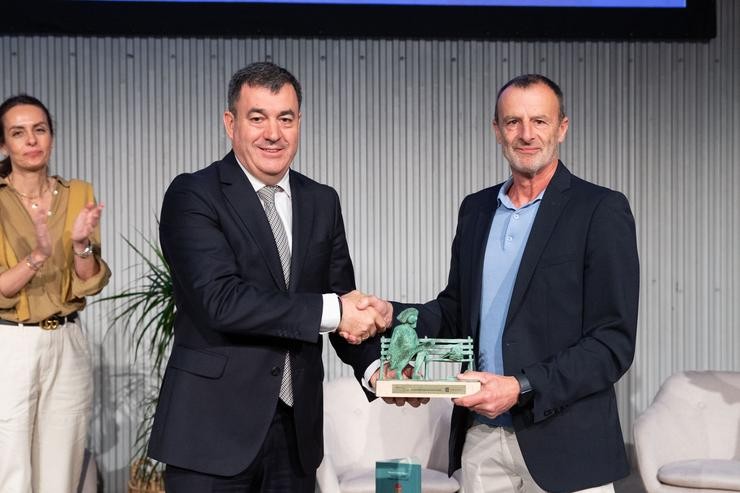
[0,312,78,330]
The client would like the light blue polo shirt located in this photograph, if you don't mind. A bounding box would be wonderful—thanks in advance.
[476,178,543,427]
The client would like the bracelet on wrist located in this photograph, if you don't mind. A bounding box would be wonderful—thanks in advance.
[25,255,44,271]
[73,241,94,258]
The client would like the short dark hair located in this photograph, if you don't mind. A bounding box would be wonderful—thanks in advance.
[0,94,54,178]
[227,62,302,115]
[494,74,566,123]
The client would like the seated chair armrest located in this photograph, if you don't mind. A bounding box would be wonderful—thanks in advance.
[452,468,463,492]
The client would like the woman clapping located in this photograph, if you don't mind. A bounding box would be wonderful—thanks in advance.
[0,94,111,492]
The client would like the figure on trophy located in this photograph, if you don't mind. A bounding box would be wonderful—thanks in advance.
[375,308,481,398]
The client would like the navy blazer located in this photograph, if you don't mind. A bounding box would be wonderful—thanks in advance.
[148,152,376,476]
[394,162,640,492]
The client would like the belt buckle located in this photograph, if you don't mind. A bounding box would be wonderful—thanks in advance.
[40,318,60,330]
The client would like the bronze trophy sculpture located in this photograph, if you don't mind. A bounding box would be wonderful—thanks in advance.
[375,308,481,398]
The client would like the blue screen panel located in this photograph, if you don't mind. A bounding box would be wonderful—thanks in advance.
[101,0,687,5]
[10,0,712,39]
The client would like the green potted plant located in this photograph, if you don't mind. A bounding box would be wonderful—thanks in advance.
[100,236,174,493]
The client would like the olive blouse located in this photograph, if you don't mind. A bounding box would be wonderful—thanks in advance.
[0,175,111,323]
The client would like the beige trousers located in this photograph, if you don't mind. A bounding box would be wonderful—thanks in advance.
[0,320,93,493]
[461,423,616,493]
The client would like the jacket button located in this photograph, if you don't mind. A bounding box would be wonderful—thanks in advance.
[271,367,280,376]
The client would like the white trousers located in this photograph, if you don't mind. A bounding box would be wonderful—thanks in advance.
[0,320,93,493]
[461,423,616,493]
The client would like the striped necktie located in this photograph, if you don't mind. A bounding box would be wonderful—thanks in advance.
[257,185,294,406]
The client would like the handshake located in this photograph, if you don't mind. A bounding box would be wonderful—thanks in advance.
[336,290,393,344]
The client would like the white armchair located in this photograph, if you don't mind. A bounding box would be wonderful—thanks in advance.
[317,376,460,493]
[634,371,740,493]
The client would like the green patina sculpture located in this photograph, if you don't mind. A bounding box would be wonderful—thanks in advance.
[387,308,432,380]
[381,307,475,381]
[440,344,465,362]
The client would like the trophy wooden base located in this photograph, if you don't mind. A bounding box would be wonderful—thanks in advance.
[375,379,481,398]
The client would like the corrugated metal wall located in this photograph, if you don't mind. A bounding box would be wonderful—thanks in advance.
[1,1,738,489]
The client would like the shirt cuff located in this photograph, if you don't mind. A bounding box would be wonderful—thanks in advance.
[0,291,20,309]
[71,256,112,299]
[320,293,341,333]
[0,268,21,309]
[362,359,382,394]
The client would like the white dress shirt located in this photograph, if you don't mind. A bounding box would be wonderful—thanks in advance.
[236,160,341,332]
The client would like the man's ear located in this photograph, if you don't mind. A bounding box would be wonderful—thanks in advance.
[223,110,235,140]
[492,118,503,144]
[557,116,570,144]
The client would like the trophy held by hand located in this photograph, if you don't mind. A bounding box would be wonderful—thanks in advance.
[375,308,481,398]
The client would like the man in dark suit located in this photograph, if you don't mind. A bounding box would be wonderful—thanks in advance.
[148,62,389,492]
[365,74,639,492]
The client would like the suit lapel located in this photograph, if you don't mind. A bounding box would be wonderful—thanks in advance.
[219,153,288,291]
[288,171,313,293]
[469,187,500,341]
[505,162,571,328]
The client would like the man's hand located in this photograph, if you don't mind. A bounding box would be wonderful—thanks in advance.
[338,290,388,344]
[369,364,430,408]
[452,371,519,419]
[356,294,394,331]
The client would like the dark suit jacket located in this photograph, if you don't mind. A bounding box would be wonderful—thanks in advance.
[148,152,376,476]
[394,162,639,493]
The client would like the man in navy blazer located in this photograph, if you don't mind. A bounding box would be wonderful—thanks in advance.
[148,62,389,492]
[366,75,639,492]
